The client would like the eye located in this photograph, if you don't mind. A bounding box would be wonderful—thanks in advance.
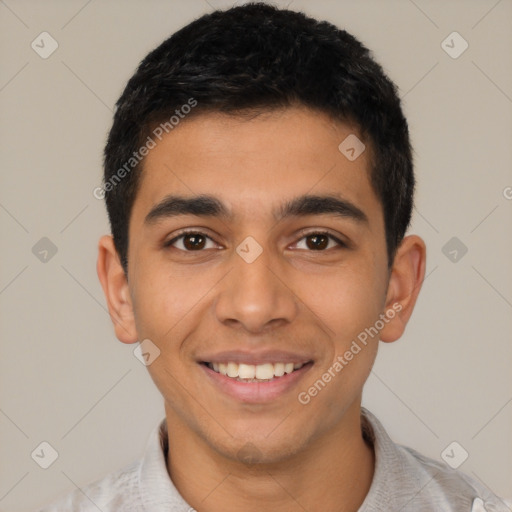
[164,229,347,253]
[293,231,346,251]
[165,230,218,251]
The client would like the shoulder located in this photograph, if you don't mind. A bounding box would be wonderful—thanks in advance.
[397,443,509,511]
[36,458,143,512]
[360,408,510,512]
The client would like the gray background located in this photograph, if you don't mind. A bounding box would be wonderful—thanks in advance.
[1,0,511,510]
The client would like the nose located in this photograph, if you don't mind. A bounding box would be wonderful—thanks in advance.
[214,243,298,334]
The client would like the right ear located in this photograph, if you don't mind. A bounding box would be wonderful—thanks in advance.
[96,235,138,344]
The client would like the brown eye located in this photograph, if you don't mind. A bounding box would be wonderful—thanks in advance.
[305,233,329,250]
[166,231,217,251]
[182,233,206,250]
[295,231,345,251]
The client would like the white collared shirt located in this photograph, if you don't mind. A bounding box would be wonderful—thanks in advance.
[37,408,510,511]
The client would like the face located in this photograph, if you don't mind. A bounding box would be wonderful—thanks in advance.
[107,106,409,464]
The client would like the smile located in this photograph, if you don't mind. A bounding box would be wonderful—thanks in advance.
[204,361,307,382]
[200,360,314,403]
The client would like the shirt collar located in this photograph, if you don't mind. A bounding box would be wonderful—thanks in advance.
[358,406,400,510]
[138,418,190,511]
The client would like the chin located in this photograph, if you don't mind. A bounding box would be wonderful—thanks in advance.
[218,435,305,466]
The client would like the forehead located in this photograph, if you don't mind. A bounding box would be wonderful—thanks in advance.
[131,106,381,226]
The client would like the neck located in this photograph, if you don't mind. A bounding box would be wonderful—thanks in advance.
[165,402,375,512]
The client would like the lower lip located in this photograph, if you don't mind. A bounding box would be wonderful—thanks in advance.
[200,362,313,403]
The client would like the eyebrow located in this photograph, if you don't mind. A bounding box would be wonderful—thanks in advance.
[144,193,368,225]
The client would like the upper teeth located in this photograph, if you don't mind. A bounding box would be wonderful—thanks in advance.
[210,362,304,380]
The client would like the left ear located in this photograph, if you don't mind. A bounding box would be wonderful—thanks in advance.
[379,234,426,343]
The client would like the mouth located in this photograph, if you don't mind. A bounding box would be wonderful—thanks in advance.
[199,359,314,403]
[202,361,309,382]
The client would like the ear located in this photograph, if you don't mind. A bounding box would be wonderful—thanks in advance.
[379,235,426,343]
[96,235,138,344]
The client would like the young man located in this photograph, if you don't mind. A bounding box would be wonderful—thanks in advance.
[39,3,508,511]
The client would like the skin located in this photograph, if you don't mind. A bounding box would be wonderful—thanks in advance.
[97,106,426,512]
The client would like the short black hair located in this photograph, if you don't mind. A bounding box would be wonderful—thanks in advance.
[103,2,414,273]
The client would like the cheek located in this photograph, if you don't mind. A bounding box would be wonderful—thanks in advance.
[131,272,197,396]
[303,264,386,342]
[300,269,383,414]
[130,261,187,340]
[130,258,220,353]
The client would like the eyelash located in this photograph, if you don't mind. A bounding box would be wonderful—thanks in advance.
[164,229,347,252]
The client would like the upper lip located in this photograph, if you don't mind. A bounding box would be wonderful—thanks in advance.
[198,350,313,365]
